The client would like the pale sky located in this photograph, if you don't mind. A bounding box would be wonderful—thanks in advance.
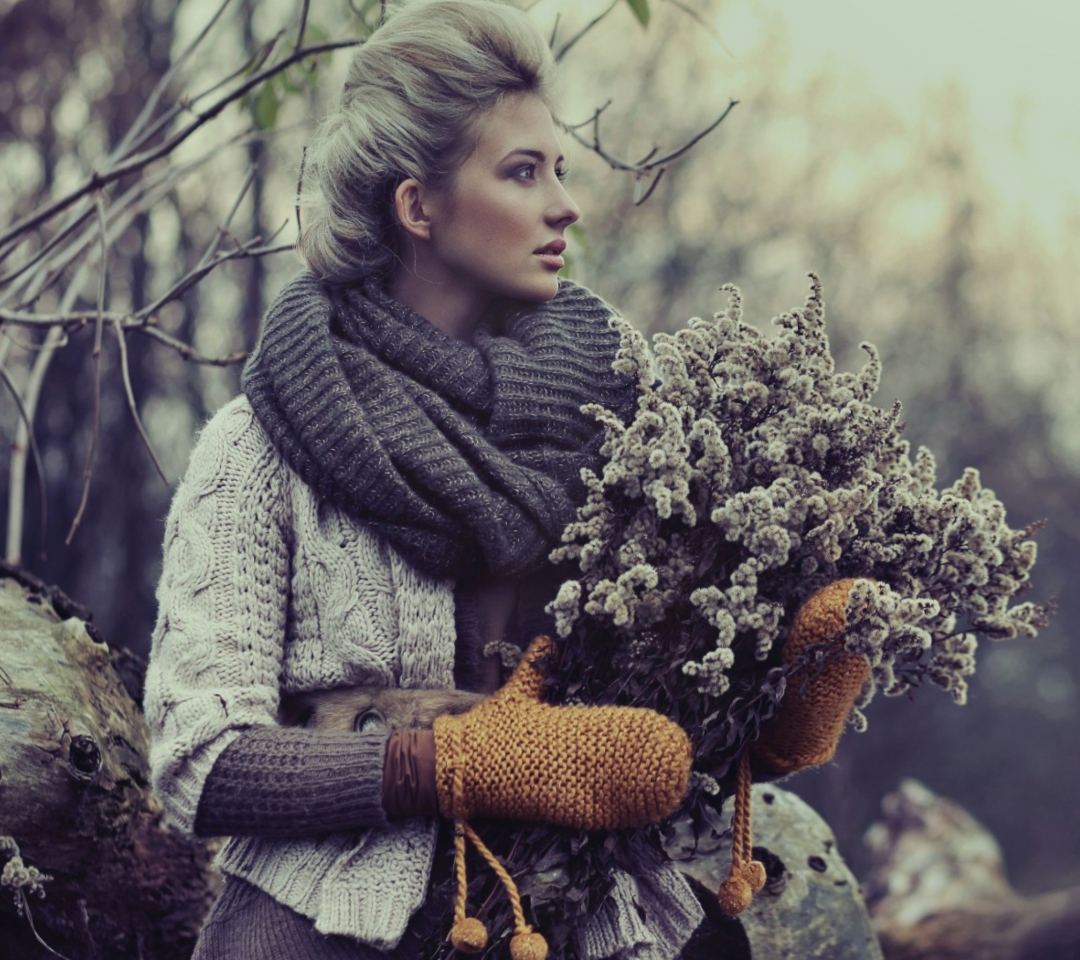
[718,0,1080,236]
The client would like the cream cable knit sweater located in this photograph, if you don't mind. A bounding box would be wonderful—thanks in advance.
[146,395,702,957]
[145,395,457,947]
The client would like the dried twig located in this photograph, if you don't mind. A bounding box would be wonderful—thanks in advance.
[0,363,48,561]
[134,326,247,367]
[0,38,358,257]
[65,197,110,546]
[295,146,307,236]
[134,237,292,323]
[295,0,311,54]
[112,320,168,486]
[554,0,619,61]
[562,98,738,205]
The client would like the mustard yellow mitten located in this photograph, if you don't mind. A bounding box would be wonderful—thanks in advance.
[434,635,692,956]
[753,577,871,775]
[719,578,870,918]
[433,634,692,830]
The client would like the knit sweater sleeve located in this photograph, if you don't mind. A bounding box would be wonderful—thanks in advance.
[144,397,388,836]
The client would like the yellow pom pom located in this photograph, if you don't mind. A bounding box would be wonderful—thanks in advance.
[510,930,549,960]
[744,860,767,893]
[718,875,752,917]
[450,917,489,954]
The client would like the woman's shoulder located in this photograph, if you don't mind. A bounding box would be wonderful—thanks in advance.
[180,395,285,492]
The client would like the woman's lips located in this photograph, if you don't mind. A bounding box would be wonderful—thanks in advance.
[534,239,566,269]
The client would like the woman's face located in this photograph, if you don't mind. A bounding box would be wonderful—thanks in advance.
[424,93,581,308]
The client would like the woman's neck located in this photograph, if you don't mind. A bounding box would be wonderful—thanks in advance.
[387,262,491,343]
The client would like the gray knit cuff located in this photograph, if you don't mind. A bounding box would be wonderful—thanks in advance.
[576,860,704,960]
[194,725,390,838]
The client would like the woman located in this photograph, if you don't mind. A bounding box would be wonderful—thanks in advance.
[144,1,706,957]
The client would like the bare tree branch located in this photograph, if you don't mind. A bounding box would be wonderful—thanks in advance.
[0,363,48,564]
[0,38,359,258]
[295,0,311,54]
[112,320,169,487]
[112,0,239,162]
[562,98,739,204]
[134,237,292,322]
[554,0,619,62]
[65,197,110,546]
[295,146,308,236]
[134,326,247,367]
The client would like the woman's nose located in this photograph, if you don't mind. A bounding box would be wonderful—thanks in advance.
[548,183,581,229]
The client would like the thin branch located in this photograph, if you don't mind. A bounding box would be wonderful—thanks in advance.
[1,125,274,304]
[554,0,619,62]
[0,235,292,332]
[548,12,561,48]
[112,0,238,161]
[295,146,307,236]
[134,238,292,321]
[196,167,258,270]
[0,363,48,562]
[0,310,112,329]
[563,97,739,174]
[17,890,73,960]
[564,100,613,132]
[133,326,247,366]
[0,205,96,294]
[65,196,109,546]
[112,320,168,486]
[0,38,359,255]
[116,31,283,164]
[295,0,311,54]
[633,166,666,206]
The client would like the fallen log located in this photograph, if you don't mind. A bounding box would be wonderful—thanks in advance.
[864,778,1080,960]
[0,571,216,960]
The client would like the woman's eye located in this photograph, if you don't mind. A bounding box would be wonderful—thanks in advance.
[513,164,537,180]
[555,167,568,183]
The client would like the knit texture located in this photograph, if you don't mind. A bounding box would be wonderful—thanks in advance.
[146,396,703,956]
[576,846,705,960]
[145,396,456,947]
[753,578,871,773]
[194,726,390,838]
[433,636,692,830]
[241,273,635,581]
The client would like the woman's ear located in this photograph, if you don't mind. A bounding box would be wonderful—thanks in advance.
[394,178,433,243]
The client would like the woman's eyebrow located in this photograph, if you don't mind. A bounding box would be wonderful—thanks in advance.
[501,148,566,164]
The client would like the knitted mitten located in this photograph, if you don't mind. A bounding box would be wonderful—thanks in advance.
[752,577,871,774]
[720,578,871,919]
[433,634,692,958]
[433,634,692,830]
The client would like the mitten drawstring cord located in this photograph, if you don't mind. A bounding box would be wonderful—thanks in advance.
[717,751,766,916]
[447,721,548,960]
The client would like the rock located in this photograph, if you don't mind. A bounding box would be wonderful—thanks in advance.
[669,784,884,960]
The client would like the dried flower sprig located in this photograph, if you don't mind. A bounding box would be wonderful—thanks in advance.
[427,276,1044,959]
[548,274,1043,778]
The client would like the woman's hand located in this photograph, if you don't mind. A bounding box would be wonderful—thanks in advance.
[433,635,692,830]
[751,578,871,776]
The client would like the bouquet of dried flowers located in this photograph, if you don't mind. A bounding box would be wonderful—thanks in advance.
[428,275,1045,958]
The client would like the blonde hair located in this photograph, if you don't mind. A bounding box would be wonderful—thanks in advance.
[297,0,558,284]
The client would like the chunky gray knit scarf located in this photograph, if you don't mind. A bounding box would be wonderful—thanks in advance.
[242,272,635,580]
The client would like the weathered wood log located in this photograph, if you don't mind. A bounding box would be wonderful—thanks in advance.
[671,784,885,959]
[0,572,217,960]
[864,779,1080,960]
